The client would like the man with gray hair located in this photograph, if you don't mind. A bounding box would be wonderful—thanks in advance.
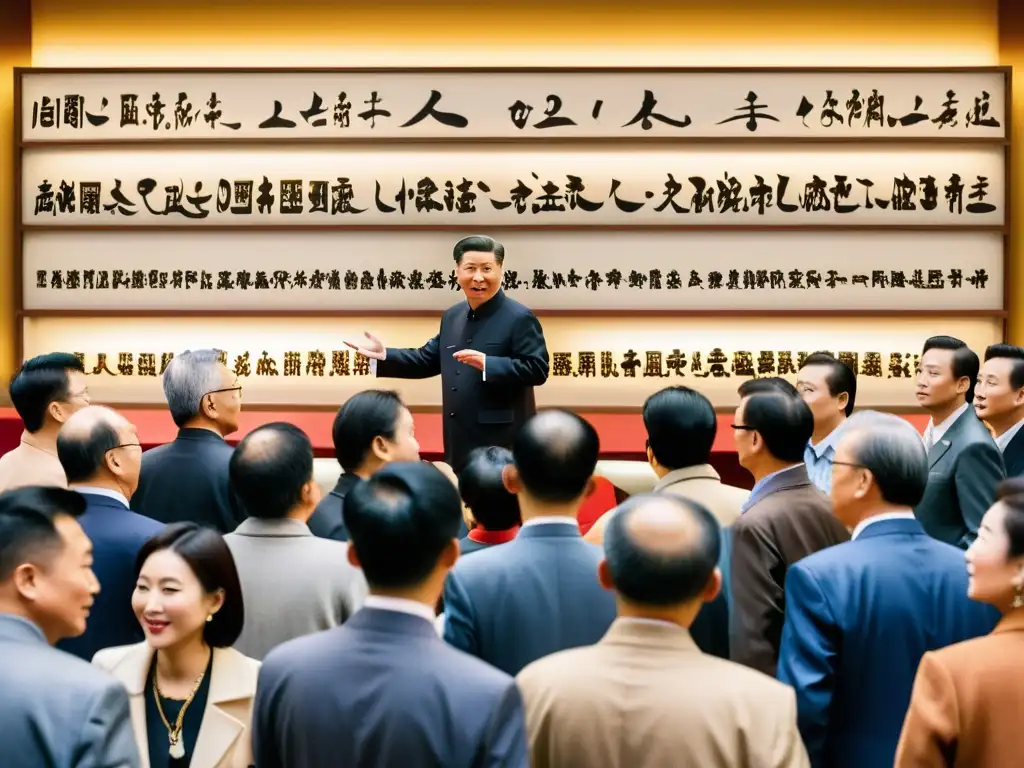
[130,349,245,532]
[776,411,998,768]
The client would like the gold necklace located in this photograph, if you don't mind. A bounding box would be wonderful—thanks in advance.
[153,652,210,760]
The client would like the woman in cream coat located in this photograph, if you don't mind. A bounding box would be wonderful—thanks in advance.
[94,523,259,768]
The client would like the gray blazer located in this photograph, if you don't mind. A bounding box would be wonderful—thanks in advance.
[224,517,368,660]
[0,613,140,768]
[915,407,1005,549]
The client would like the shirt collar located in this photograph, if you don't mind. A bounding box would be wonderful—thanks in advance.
[521,516,579,528]
[233,517,312,537]
[20,430,58,457]
[851,510,917,540]
[466,290,506,320]
[616,617,685,631]
[996,417,1024,453]
[363,595,436,624]
[467,526,519,545]
[926,402,970,444]
[653,465,720,491]
[71,486,130,508]
[808,421,846,459]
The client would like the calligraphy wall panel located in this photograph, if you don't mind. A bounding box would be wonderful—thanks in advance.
[20,70,1007,141]
[21,316,1002,409]
[22,146,1005,227]
[22,230,1004,312]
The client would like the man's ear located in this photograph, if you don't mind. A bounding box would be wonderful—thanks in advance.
[12,563,43,602]
[347,545,361,569]
[702,568,722,603]
[597,559,614,592]
[837,392,849,414]
[582,476,596,498]
[439,538,460,569]
[502,464,522,494]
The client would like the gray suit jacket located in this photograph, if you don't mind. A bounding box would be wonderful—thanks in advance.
[915,407,1005,549]
[0,614,140,768]
[224,517,367,660]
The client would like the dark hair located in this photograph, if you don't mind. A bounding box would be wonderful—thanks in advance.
[738,377,799,398]
[230,423,314,520]
[996,478,1024,558]
[643,387,716,470]
[0,487,86,582]
[458,447,520,531]
[9,353,85,433]
[800,352,858,417]
[513,411,600,503]
[984,344,1024,391]
[453,235,505,265]
[741,392,814,462]
[344,462,462,589]
[604,494,721,605]
[332,390,406,473]
[923,336,980,403]
[135,523,244,648]
[56,416,122,483]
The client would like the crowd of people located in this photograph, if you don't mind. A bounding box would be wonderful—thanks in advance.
[0,335,1023,768]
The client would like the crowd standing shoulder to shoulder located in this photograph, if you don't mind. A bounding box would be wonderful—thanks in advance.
[458,446,521,555]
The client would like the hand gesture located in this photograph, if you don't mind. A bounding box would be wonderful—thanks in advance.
[453,349,485,371]
[344,331,386,361]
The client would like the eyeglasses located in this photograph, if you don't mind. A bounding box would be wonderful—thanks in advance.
[731,424,757,431]
[205,386,243,398]
[105,443,141,453]
[832,460,867,471]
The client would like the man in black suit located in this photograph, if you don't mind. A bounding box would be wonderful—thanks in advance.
[347,235,549,472]
[308,390,421,542]
[130,348,246,532]
[253,462,528,768]
[975,344,1024,477]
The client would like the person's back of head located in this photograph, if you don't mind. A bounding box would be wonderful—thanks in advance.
[600,494,721,625]
[459,447,520,532]
[9,353,89,435]
[344,462,462,599]
[738,377,799,399]
[229,422,319,521]
[0,486,93,644]
[332,390,420,477]
[161,349,241,435]
[57,406,142,499]
[643,387,717,471]
[738,392,814,465]
[508,410,600,509]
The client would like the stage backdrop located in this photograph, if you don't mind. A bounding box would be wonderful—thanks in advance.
[16,67,1009,409]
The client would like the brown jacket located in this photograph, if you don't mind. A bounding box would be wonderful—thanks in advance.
[895,609,1024,767]
[516,618,809,768]
[729,464,849,676]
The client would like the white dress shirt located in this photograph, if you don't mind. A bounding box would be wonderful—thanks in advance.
[923,401,970,451]
[851,511,918,540]
[363,595,436,624]
[521,516,579,528]
[71,485,130,508]
[996,417,1024,453]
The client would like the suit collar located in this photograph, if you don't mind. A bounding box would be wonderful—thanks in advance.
[74,486,130,509]
[347,606,440,639]
[176,427,227,444]
[0,614,48,645]
[747,464,810,509]
[517,521,581,540]
[927,405,976,467]
[233,517,311,538]
[994,608,1024,635]
[465,289,506,320]
[654,464,720,491]
[852,515,924,541]
[330,473,361,498]
[601,617,700,653]
[996,417,1024,453]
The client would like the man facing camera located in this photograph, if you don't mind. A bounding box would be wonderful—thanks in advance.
[974,343,1024,477]
[346,236,549,472]
[914,335,1004,547]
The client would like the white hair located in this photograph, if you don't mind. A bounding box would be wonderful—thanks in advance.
[161,350,225,427]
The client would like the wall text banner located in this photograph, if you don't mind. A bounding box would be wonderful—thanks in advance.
[22,230,1004,312]
[21,317,1001,409]
[20,70,1007,141]
[22,147,1005,227]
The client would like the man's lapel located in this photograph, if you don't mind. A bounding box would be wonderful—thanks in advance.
[929,408,973,468]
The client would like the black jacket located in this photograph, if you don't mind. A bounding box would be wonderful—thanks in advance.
[131,428,245,533]
[308,473,361,542]
[1002,425,1024,478]
[376,291,549,472]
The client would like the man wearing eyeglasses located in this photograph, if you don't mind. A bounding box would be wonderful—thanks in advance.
[130,349,246,533]
[54,405,162,661]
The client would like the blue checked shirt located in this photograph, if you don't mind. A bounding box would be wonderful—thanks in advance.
[804,423,846,496]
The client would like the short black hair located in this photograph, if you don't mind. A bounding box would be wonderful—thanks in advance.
[344,462,462,589]
[738,377,799,398]
[800,352,858,417]
[997,478,1024,558]
[332,390,406,473]
[513,411,600,503]
[0,487,86,582]
[604,494,721,605]
[9,353,85,433]
[230,423,314,520]
[135,523,244,648]
[56,417,122,484]
[923,336,980,403]
[984,344,1024,390]
[741,392,814,462]
[643,387,716,470]
[453,235,505,265]
[458,447,520,531]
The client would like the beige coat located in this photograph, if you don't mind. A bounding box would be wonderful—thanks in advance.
[93,643,259,768]
[0,431,67,492]
[516,618,809,768]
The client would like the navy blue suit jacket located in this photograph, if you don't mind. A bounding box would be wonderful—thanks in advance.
[254,607,528,768]
[776,517,999,768]
[1003,427,1024,477]
[443,522,617,676]
[58,492,163,661]
[376,291,549,472]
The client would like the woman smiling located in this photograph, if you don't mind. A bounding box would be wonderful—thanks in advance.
[93,523,258,768]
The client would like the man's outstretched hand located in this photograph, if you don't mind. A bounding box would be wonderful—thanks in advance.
[343,331,386,361]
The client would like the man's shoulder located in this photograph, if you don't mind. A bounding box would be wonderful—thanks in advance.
[954,412,999,448]
[10,640,124,696]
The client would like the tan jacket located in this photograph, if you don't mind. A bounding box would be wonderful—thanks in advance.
[585,464,748,545]
[93,643,259,768]
[516,618,809,768]
[895,609,1024,768]
[0,431,66,492]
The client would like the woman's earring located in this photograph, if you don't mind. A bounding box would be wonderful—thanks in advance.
[206,614,213,623]
[1012,576,1024,610]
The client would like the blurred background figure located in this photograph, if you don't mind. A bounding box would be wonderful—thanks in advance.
[458,446,521,555]
[974,344,1024,477]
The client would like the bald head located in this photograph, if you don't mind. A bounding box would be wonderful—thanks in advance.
[229,422,315,519]
[604,494,720,606]
[57,406,135,484]
[512,410,599,503]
